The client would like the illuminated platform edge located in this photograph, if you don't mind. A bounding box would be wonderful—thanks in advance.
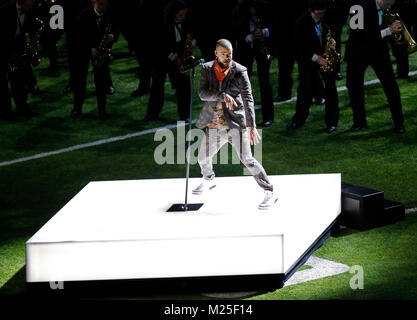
[25,174,341,294]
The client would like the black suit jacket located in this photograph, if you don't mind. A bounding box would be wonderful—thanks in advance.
[153,13,194,62]
[293,11,329,69]
[0,0,35,65]
[345,0,390,62]
[232,1,274,53]
[75,5,119,57]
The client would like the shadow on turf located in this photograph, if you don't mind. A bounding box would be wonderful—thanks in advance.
[0,267,266,300]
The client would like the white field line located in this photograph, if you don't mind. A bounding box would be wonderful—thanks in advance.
[1,70,416,168]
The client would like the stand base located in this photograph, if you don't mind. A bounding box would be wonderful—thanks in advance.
[167,203,204,212]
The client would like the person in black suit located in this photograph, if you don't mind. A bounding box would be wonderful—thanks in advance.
[345,0,405,133]
[144,0,195,122]
[61,0,91,95]
[233,0,275,127]
[131,0,170,98]
[288,0,340,133]
[0,0,36,119]
[70,0,119,120]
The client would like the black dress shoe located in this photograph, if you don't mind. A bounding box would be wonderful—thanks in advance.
[131,87,151,97]
[262,120,273,127]
[108,86,116,95]
[350,124,367,132]
[70,109,82,118]
[325,126,337,133]
[288,121,302,130]
[314,98,326,105]
[336,73,343,81]
[274,95,291,103]
[394,125,405,134]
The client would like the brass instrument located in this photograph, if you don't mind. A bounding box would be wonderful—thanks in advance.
[383,12,417,55]
[321,29,341,73]
[8,17,45,73]
[179,34,197,73]
[255,18,272,61]
[92,23,113,69]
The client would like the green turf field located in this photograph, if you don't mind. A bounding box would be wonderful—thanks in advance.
[1,27,417,300]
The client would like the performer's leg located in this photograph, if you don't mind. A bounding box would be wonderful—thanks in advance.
[170,66,191,121]
[256,54,274,123]
[94,65,109,118]
[277,38,295,99]
[229,128,273,191]
[346,59,367,127]
[72,56,89,115]
[291,66,316,126]
[370,55,404,128]
[197,128,229,181]
[323,73,339,128]
[8,69,29,114]
[0,71,12,117]
[146,61,167,119]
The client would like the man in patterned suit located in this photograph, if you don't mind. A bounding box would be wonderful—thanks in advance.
[192,39,277,210]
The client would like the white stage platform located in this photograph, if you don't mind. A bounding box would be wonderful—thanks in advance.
[26,174,341,292]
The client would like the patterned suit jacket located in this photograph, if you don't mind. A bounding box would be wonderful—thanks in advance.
[196,60,256,129]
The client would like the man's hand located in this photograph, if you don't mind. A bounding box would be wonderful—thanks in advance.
[91,48,99,57]
[104,33,114,45]
[390,20,403,34]
[248,126,261,146]
[316,55,328,67]
[174,56,183,67]
[224,93,237,110]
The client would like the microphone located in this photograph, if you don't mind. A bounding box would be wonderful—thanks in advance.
[181,58,205,73]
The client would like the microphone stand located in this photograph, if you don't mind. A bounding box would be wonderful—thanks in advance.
[167,60,204,212]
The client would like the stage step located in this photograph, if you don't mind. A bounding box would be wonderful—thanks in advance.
[340,182,405,230]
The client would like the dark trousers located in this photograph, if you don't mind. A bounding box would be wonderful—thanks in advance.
[147,59,191,120]
[293,63,339,127]
[7,68,30,113]
[65,31,76,88]
[136,50,152,90]
[276,43,325,101]
[0,70,12,115]
[73,55,111,115]
[238,49,274,122]
[276,37,295,98]
[346,53,404,128]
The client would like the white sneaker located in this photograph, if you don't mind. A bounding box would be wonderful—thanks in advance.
[258,190,277,210]
[192,179,216,195]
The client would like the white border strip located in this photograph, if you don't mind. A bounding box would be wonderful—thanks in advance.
[202,256,351,298]
[1,71,416,168]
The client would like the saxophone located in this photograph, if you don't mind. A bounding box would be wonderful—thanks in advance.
[321,29,341,73]
[383,12,417,55]
[179,34,197,73]
[255,18,272,61]
[92,23,113,69]
[8,17,45,73]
